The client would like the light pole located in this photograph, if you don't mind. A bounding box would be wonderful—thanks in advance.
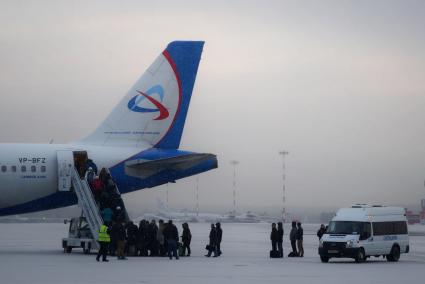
[166,183,169,208]
[195,177,199,217]
[230,160,239,215]
[279,151,289,223]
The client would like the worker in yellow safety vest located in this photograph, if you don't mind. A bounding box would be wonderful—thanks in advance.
[96,223,111,262]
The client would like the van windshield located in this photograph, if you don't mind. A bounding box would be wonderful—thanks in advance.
[327,221,371,235]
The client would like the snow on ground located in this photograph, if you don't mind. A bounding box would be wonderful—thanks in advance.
[0,222,424,284]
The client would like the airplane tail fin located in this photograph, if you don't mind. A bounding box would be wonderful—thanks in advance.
[80,41,204,148]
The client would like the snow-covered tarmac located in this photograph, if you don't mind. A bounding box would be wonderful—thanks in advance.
[0,222,424,284]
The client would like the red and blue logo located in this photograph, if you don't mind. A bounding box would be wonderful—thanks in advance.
[127,85,169,120]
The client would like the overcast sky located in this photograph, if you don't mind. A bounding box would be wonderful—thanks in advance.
[0,0,424,214]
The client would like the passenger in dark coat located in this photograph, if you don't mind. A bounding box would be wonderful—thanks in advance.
[205,224,218,257]
[126,221,139,256]
[99,190,111,210]
[289,221,298,257]
[85,167,95,185]
[85,159,98,175]
[113,206,124,223]
[181,223,192,256]
[163,220,179,260]
[99,168,108,188]
[317,224,326,240]
[137,220,148,256]
[296,222,304,257]
[270,223,279,252]
[112,221,127,260]
[106,175,115,190]
[157,219,166,256]
[146,220,158,256]
[277,222,284,257]
[215,222,223,256]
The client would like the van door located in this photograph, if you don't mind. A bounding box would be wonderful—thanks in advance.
[360,222,375,255]
[57,150,74,191]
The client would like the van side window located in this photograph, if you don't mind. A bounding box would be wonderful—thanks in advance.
[21,165,26,172]
[393,221,408,234]
[41,165,46,172]
[372,221,407,235]
[31,165,36,172]
[1,165,6,172]
[11,166,17,172]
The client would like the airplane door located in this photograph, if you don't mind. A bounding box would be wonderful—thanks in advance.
[57,150,74,192]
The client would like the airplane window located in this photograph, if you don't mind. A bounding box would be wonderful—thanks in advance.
[41,166,46,172]
[11,166,17,172]
[31,165,36,172]
[1,165,6,172]
[21,165,26,172]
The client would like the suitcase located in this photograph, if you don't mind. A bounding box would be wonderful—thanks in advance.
[178,242,184,256]
[270,250,280,258]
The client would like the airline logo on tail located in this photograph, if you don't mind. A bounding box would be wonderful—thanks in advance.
[127,85,169,120]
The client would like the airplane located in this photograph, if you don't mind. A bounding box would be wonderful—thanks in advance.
[0,41,218,216]
[221,210,261,223]
[138,199,263,223]
[139,198,225,223]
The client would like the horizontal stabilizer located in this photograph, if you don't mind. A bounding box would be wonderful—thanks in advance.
[124,153,217,179]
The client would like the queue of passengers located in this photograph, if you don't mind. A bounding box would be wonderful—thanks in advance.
[96,220,225,262]
[97,219,192,261]
[270,221,304,258]
[205,223,223,257]
[128,219,190,259]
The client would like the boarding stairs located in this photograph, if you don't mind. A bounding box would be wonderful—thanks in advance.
[71,167,131,239]
[71,168,103,249]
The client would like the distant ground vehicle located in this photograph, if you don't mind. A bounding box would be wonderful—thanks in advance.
[318,205,409,263]
[62,217,97,254]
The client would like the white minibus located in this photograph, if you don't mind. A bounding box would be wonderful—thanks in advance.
[318,204,409,263]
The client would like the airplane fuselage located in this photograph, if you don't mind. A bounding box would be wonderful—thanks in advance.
[0,143,216,216]
[0,143,142,213]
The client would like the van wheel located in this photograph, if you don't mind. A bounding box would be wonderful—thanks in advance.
[65,246,72,253]
[320,256,330,263]
[355,248,366,263]
[387,245,400,262]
